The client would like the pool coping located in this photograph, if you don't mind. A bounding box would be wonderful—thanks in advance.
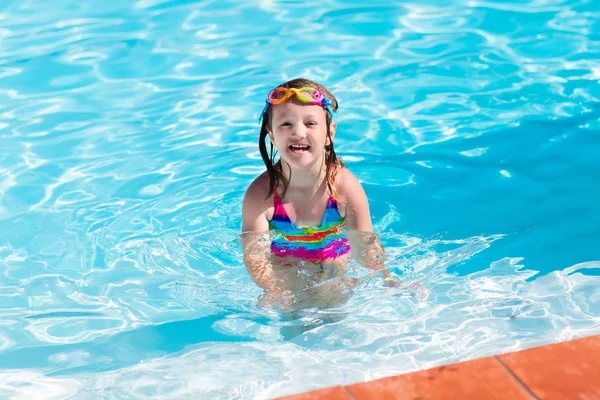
[276,334,600,399]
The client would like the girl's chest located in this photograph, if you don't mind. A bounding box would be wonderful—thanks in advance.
[281,192,331,228]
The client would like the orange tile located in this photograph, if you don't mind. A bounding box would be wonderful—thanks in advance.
[276,385,354,400]
[498,335,600,399]
[346,356,531,400]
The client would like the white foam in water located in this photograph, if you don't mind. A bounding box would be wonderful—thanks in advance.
[0,254,598,399]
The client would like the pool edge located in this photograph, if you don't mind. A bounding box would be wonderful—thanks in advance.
[276,334,600,399]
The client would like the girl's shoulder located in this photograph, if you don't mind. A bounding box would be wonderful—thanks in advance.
[332,165,364,202]
[244,171,273,205]
[241,172,275,232]
[331,165,372,231]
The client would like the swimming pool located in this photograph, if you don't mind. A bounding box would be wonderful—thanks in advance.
[1,0,599,398]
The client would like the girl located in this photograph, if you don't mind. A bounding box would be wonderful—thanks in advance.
[241,78,399,309]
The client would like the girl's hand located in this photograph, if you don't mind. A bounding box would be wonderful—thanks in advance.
[384,277,429,301]
[383,276,405,288]
[260,289,295,310]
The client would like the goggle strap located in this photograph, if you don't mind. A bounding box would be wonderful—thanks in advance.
[323,98,334,120]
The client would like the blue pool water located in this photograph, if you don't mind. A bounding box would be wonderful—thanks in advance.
[1,0,600,398]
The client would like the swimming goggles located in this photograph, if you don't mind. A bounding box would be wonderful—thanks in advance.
[259,86,334,123]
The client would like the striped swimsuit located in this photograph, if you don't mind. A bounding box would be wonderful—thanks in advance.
[269,190,351,263]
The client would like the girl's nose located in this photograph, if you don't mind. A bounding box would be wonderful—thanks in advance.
[292,124,307,138]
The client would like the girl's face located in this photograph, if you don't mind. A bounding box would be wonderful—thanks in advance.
[268,99,336,171]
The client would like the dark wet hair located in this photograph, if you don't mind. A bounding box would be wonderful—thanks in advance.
[258,77,344,199]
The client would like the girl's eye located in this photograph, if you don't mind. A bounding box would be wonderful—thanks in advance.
[281,122,292,127]
[306,121,317,126]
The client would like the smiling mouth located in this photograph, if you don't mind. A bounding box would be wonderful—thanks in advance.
[289,144,310,154]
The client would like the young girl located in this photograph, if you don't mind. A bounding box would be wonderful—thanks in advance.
[241,78,399,309]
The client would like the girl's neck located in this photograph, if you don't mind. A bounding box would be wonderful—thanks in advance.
[281,160,326,192]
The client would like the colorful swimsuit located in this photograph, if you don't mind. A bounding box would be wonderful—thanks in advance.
[269,190,351,263]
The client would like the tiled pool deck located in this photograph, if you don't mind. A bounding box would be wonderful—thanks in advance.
[278,334,600,399]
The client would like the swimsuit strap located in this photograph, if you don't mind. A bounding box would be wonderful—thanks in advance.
[271,188,297,232]
[272,189,286,215]
[331,163,337,185]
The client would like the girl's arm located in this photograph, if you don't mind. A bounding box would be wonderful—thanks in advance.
[240,232,280,292]
[241,176,284,292]
[337,169,393,280]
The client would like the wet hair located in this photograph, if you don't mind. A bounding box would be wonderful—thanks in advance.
[258,77,344,199]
